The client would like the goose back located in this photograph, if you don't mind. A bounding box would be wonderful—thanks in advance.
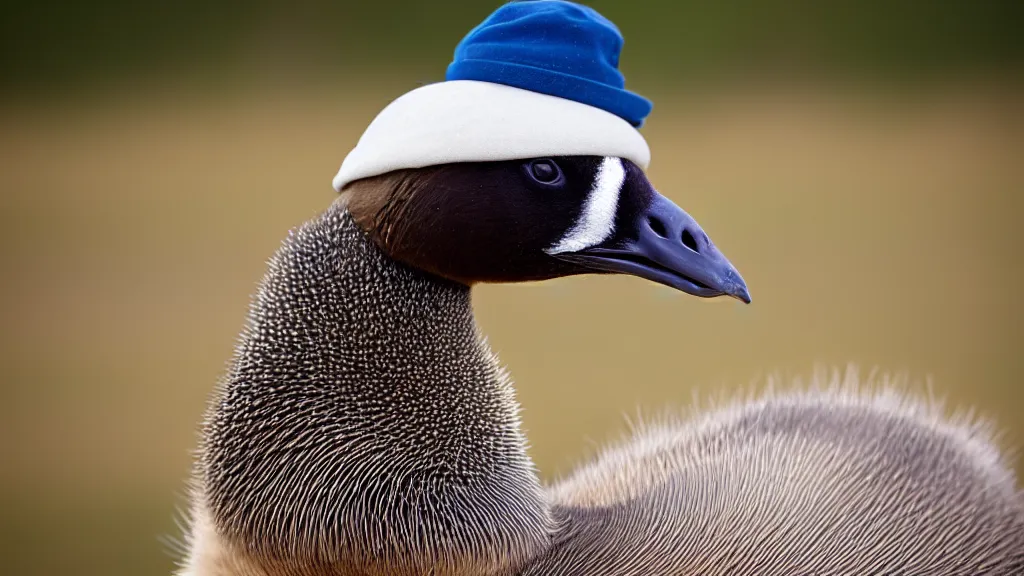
[522,382,1024,575]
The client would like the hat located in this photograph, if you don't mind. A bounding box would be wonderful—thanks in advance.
[333,1,652,191]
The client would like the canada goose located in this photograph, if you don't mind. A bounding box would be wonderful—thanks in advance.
[177,2,1024,575]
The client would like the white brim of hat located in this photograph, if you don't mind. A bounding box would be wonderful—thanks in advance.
[332,80,650,191]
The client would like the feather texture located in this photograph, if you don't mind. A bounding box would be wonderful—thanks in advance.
[180,198,1023,575]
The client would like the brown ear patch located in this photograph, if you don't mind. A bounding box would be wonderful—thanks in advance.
[345,168,439,258]
[341,165,587,286]
[345,167,486,285]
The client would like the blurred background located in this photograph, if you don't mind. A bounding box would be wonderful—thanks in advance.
[1,0,1021,574]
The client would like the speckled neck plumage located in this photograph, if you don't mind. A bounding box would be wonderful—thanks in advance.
[196,196,550,576]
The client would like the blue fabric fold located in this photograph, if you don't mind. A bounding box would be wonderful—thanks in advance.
[445,1,652,127]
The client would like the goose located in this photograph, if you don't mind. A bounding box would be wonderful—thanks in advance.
[177,2,1024,575]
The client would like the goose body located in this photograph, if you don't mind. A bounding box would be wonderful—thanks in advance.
[178,2,1023,574]
[528,385,1024,574]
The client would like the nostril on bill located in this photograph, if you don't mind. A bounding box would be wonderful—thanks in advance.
[647,216,668,239]
[681,228,699,253]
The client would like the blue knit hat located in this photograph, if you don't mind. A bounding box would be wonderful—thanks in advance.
[334,0,651,191]
[447,1,652,127]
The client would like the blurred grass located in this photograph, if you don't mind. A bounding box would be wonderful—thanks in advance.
[2,0,1022,93]
[1,500,182,575]
[0,77,1021,575]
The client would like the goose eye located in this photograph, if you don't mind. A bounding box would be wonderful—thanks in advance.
[525,159,564,188]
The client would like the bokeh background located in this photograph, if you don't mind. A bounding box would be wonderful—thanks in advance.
[1,1,1022,574]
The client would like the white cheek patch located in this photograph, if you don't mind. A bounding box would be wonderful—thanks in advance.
[546,157,625,255]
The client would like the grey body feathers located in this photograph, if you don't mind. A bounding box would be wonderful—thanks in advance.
[524,382,1024,574]
[182,199,1024,575]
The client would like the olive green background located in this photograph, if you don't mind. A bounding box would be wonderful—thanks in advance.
[1,1,1022,574]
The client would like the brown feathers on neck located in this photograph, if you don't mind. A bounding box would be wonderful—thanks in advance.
[345,167,467,283]
[345,168,441,269]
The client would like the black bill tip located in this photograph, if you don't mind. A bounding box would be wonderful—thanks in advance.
[722,268,751,304]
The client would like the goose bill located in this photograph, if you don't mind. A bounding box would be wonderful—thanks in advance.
[555,192,751,303]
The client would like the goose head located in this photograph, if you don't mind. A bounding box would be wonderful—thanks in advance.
[345,155,750,303]
[335,0,747,304]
